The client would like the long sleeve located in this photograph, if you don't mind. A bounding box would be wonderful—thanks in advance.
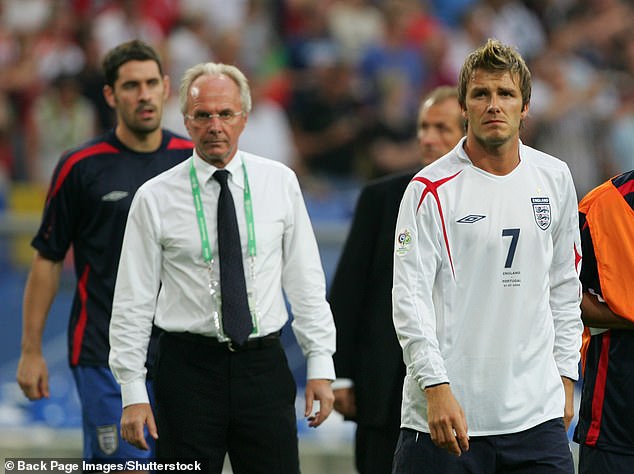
[549,167,583,381]
[109,187,162,406]
[392,180,448,390]
[280,172,336,381]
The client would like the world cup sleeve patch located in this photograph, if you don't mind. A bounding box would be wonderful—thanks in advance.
[531,197,551,230]
[396,229,412,256]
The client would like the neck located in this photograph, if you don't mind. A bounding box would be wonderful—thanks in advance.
[197,148,237,169]
[463,135,520,176]
[116,125,163,153]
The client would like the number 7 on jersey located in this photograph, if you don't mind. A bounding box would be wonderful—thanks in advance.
[502,228,520,268]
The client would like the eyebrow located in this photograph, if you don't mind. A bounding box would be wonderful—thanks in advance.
[470,85,517,95]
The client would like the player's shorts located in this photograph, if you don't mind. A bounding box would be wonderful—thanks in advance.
[578,444,634,473]
[392,418,574,474]
[71,366,155,461]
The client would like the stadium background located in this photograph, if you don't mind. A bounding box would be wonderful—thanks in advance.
[2,0,629,471]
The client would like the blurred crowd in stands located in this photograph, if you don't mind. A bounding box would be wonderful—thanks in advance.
[2,0,634,204]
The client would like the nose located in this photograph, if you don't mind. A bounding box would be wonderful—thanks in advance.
[419,127,439,146]
[207,117,222,135]
[487,94,500,112]
[139,83,152,101]
[206,118,222,134]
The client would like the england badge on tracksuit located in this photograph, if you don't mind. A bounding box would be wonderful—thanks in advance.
[96,424,118,455]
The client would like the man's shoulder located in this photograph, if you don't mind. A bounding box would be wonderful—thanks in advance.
[520,143,570,173]
[137,159,189,194]
[611,170,634,200]
[241,150,295,178]
[47,132,121,196]
[580,170,634,213]
[367,170,417,191]
[161,129,194,151]
[242,150,288,167]
[410,153,465,184]
[358,171,417,205]
[58,131,119,164]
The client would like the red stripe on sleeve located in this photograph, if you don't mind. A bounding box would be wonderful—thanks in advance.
[412,171,461,278]
[48,143,119,202]
[167,137,193,150]
[616,179,634,198]
[71,265,90,366]
[585,331,611,446]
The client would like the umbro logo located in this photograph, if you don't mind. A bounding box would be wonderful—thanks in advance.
[102,191,129,202]
[457,214,486,223]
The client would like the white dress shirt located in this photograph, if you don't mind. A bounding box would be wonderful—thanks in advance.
[393,139,582,435]
[110,150,336,407]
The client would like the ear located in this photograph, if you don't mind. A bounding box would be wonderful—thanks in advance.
[162,75,170,101]
[237,112,248,136]
[184,114,192,137]
[103,84,116,108]
[520,102,529,120]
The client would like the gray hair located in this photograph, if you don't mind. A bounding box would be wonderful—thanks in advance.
[179,62,252,114]
[419,86,466,132]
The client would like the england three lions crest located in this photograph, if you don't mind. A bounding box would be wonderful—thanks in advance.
[96,424,118,455]
[531,197,551,230]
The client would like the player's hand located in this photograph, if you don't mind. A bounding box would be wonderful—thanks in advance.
[16,351,50,400]
[562,376,575,431]
[120,403,158,450]
[305,379,335,428]
[425,384,469,456]
[334,387,357,418]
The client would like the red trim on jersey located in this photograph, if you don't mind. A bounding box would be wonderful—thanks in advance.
[585,331,611,446]
[412,171,462,278]
[167,137,193,150]
[48,143,119,202]
[616,179,634,198]
[71,265,90,366]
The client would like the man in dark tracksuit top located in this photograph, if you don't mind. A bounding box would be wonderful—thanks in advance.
[574,169,634,473]
[16,40,192,462]
[329,86,464,474]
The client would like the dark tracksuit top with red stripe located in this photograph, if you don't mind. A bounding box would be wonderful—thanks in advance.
[31,129,193,368]
[574,170,634,455]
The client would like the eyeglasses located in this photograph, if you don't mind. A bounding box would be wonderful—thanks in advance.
[186,110,244,125]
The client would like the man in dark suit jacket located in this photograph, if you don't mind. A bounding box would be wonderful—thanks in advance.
[329,86,464,474]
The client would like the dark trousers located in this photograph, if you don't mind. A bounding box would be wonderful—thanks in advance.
[578,444,634,474]
[154,333,300,474]
[356,423,401,474]
[392,419,574,474]
[355,386,401,474]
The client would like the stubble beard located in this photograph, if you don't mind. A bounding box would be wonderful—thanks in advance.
[124,115,162,139]
[198,143,236,168]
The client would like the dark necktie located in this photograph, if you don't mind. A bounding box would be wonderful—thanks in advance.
[213,170,253,345]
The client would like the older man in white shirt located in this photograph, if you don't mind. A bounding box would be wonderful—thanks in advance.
[109,62,336,474]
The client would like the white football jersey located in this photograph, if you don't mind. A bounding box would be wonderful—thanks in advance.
[393,138,583,435]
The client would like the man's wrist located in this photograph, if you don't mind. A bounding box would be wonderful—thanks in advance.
[331,378,353,390]
[424,381,449,391]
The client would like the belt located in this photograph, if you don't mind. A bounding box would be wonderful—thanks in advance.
[167,330,281,352]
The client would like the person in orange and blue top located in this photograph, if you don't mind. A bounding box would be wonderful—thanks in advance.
[574,169,634,473]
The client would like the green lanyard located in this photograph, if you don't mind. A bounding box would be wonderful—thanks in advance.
[189,156,257,266]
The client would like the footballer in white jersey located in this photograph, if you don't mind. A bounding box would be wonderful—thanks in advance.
[392,137,583,436]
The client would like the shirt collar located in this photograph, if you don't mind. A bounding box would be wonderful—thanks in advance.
[456,137,525,165]
[192,149,245,189]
